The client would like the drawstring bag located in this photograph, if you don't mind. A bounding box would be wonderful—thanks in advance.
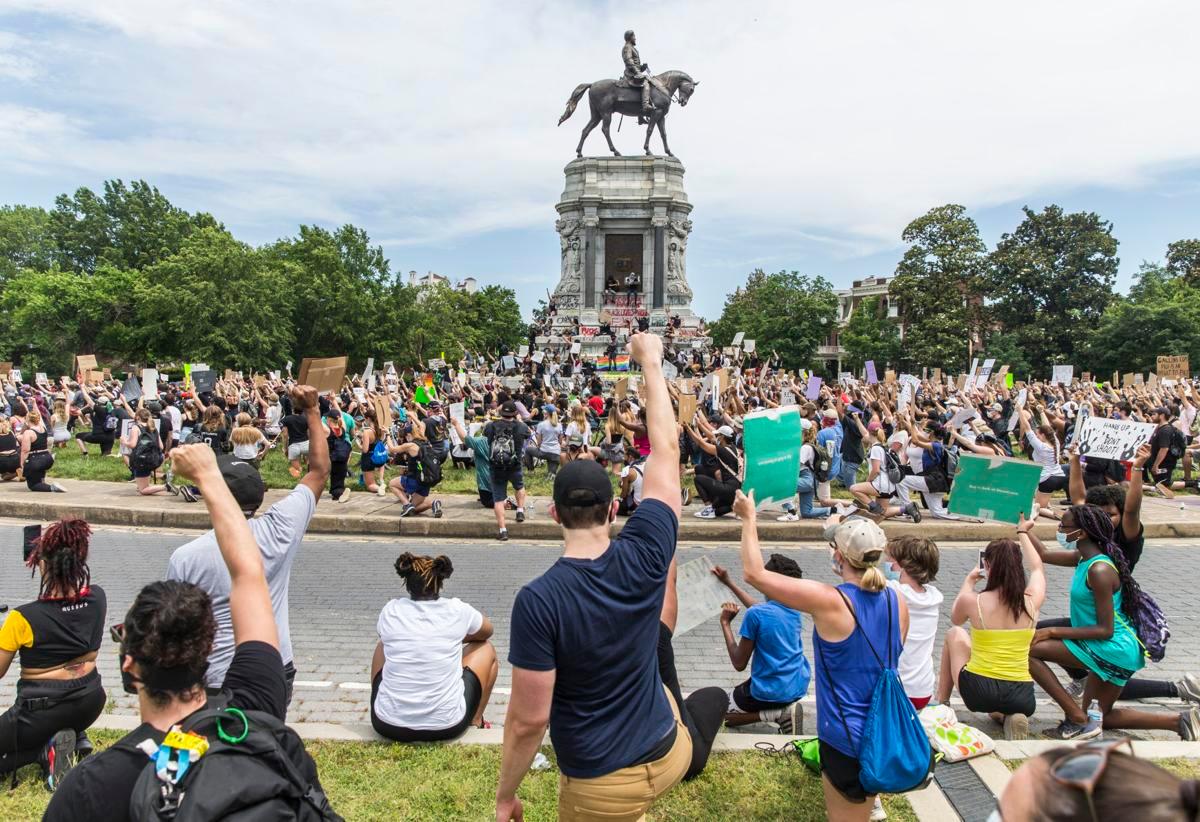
[919,704,994,762]
[821,588,934,795]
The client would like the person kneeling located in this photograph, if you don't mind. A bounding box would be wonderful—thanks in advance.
[370,552,498,741]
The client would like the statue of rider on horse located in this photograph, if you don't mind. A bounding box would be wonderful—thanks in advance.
[558,30,698,158]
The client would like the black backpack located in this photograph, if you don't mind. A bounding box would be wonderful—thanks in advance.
[809,441,832,483]
[125,700,342,822]
[488,421,523,472]
[415,441,443,487]
[883,448,903,485]
[425,414,448,444]
[131,425,164,474]
[1167,426,1187,459]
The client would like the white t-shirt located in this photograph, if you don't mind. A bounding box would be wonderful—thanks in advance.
[887,580,943,699]
[165,405,182,442]
[799,442,815,471]
[565,421,591,443]
[1025,430,1061,481]
[905,445,926,476]
[166,484,316,686]
[620,460,645,505]
[869,443,896,494]
[374,597,483,729]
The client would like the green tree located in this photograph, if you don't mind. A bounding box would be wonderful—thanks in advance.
[136,227,295,370]
[980,331,1034,382]
[986,205,1118,374]
[1083,263,1200,375]
[838,296,902,373]
[888,205,988,371]
[0,205,53,282]
[468,284,527,354]
[48,180,218,273]
[709,270,838,368]
[1166,239,1200,283]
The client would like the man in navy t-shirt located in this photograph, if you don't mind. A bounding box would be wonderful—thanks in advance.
[496,332,692,822]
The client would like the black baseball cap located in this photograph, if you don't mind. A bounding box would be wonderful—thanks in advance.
[500,401,518,418]
[218,456,266,515]
[553,460,614,509]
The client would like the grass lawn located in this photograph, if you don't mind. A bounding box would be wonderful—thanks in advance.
[0,731,918,821]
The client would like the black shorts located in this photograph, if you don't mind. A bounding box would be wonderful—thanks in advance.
[1037,467,1069,494]
[75,432,114,446]
[819,740,871,803]
[132,466,156,479]
[957,668,1036,717]
[370,668,481,743]
[730,679,792,713]
[0,454,19,474]
[490,468,524,503]
[1147,465,1176,486]
[478,488,495,508]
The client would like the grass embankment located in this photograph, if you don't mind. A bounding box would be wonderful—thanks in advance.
[0,731,917,821]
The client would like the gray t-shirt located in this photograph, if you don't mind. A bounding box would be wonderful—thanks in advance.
[166,484,316,687]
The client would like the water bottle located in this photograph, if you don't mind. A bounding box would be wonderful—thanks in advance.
[531,752,551,771]
[1086,699,1103,726]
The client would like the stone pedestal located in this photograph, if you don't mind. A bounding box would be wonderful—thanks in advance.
[548,156,706,356]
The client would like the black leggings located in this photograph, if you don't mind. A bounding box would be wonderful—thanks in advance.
[23,452,54,492]
[329,459,349,500]
[657,622,726,780]
[75,432,114,456]
[1037,616,1177,700]
[694,476,739,517]
[0,671,105,776]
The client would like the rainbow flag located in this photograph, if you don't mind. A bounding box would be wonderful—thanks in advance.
[598,355,630,372]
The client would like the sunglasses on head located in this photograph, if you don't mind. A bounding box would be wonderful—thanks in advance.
[1050,737,1133,821]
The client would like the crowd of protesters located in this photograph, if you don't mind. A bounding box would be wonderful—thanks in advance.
[2,344,1200,820]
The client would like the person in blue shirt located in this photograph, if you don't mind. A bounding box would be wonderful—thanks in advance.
[816,408,843,482]
[712,559,811,734]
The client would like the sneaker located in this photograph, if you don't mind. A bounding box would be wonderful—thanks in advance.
[337,490,352,504]
[867,500,884,515]
[1003,713,1029,741]
[1044,718,1101,740]
[432,500,443,519]
[776,512,799,522]
[1176,674,1200,705]
[376,483,387,497]
[870,797,888,822]
[681,487,691,506]
[75,731,93,761]
[904,502,922,523]
[164,480,179,496]
[42,729,76,792]
[399,503,416,517]
[1065,677,1087,700]
[695,507,716,519]
[50,483,67,493]
[516,508,525,523]
[778,701,803,735]
[126,472,135,482]
[1180,706,1200,741]
[498,528,509,541]
[180,486,198,503]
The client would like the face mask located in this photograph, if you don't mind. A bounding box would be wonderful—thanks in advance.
[882,564,902,583]
[1056,529,1079,550]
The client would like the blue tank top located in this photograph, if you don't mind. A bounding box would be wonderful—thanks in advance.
[813,583,902,757]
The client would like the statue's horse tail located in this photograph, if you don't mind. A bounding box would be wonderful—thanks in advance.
[557,83,591,126]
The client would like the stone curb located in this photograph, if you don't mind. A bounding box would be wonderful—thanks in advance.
[7,495,1200,542]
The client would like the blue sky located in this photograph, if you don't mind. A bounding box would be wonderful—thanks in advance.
[2,1,1198,319]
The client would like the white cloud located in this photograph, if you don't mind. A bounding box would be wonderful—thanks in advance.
[1,0,1199,305]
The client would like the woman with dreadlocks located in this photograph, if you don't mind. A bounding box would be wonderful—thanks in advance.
[0,519,106,791]
[370,551,498,742]
[1029,503,1200,741]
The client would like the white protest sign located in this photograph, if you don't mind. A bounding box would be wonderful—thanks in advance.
[673,556,736,636]
[949,407,977,430]
[517,345,529,358]
[732,331,745,347]
[1075,417,1156,462]
[743,339,756,353]
[448,401,466,445]
[35,372,48,386]
[501,355,516,372]
[141,368,158,399]
[968,358,980,378]
[362,357,374,383]
[780,389,797,407]
[531,350,545,364]
[570,341,581,354]
[662,360,678,380]
[980,358,996,383]
[1052,365,1074,385]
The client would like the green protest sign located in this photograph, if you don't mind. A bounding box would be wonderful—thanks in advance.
[741,406,801,509]
[948,453,1041,524]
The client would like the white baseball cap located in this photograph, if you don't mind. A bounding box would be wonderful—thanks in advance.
[827,518,887,567]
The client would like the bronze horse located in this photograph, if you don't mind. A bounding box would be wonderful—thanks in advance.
[558,70,698,158]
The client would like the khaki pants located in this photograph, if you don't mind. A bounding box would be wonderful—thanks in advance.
[557,686,693,821]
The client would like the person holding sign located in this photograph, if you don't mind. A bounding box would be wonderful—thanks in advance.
[1018,406,1067,518]
[684,422,741,519]
[1028,505,1200,741]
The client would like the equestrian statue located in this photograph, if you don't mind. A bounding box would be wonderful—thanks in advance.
[558,30,698,158]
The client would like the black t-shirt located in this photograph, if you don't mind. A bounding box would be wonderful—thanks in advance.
[44,642,297,822]
[840,413,865,464]
[91,404,115,438]
[281,414,309,444]
[1151,423,1178,470]
[1119,522,1146,572]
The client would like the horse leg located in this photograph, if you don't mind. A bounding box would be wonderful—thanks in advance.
[644,116,656,156]
[601,113,621,156]
[657,115,673,158]
[577,114,601,158]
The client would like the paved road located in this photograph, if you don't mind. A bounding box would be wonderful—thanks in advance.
[2,521,1197,738]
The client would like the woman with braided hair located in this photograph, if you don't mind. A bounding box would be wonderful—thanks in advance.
[0,518,106,791]
[1029,504,1200,741]
[370,551,498,742]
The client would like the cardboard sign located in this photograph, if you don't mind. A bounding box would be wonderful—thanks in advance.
[1052,365,1074,386]
[300,356,348,395]
[741,406,802,508]
[372,395,392,428]
[932,367,942,383]
[1075,416,1155,462]
[614,377,629,397]
[677,393,698,424]
[714,368,729,396]
[865,361,878,384]
[1135,373,1144,386]
[75,354,98,373]
[805,375,823,401]
[948,454,1042,524]
[885,369,897,384]
[673,556,740,636]
[1158,355,1190,381]
[955,374,967,391]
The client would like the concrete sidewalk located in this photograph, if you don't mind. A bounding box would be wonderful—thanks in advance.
[3,478,1200,541]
